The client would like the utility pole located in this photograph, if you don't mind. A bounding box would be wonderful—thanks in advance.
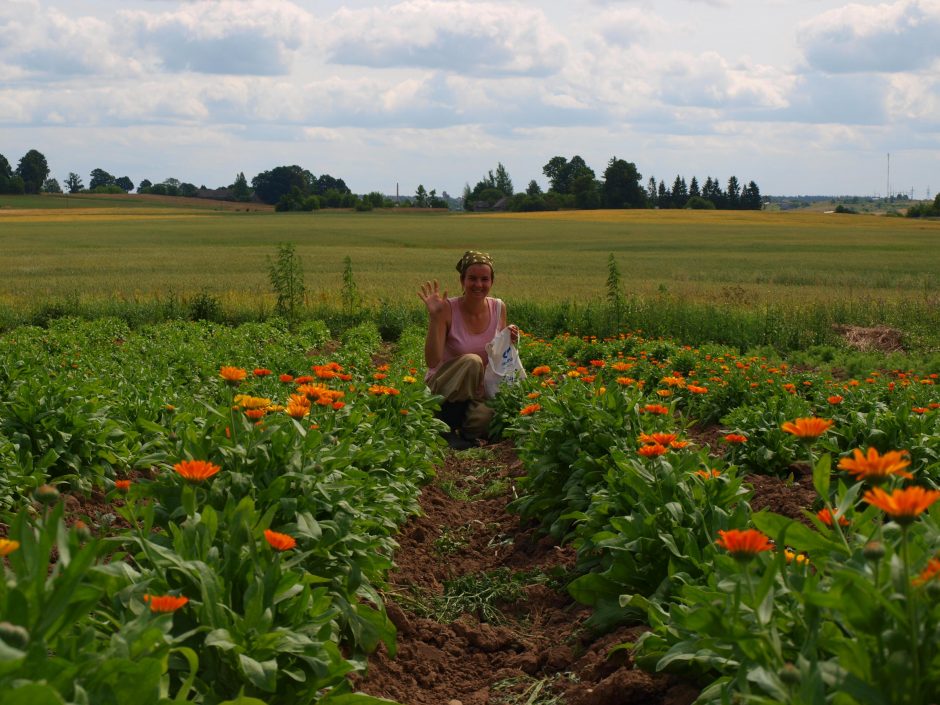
[886,152,890,202]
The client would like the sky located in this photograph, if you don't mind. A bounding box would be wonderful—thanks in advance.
[1,0,938,198]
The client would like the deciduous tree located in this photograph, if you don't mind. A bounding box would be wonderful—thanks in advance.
[65,172,83,193]
[16,149,50,194]
[602,157,645,208]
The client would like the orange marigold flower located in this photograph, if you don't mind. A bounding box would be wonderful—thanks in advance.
[687,385,709,394]
[526,391,541,399]
[827,395,844,404]
[616,377,636,386]
[286,400,309,419]
[912,407,928,414]
[532,365,552,376]
[670,440,689,449]
[641,404,670,415]
[611,362,633,372]
[863,486,940,525]
[115,479,132,492]
[403,375,417,383]
[520,403,542,416]
[332,401,345,410]
[219,366,247,384]
[253,368,272,377]
[264,529,297,551]
[400,409,409,415]
[914,557,940,586]
[580,375,596,383]
[781,417,834,439]
[695,469,721,479]
[144,594,189,613]
[816,508,850,527]
[639,432,678,446]
[173,459,221,482]
[838,447,913,483]
[590,359,605,368]
[373,373,388,380]
[0,538,21,556]
[294,375,314,384]
[245,409,266,420]
[638,444,668,457]
[368,385,400,396]
[723,433,748,444]
[716,529,773,561]
[656,389,672,398]
[279,373,294,383]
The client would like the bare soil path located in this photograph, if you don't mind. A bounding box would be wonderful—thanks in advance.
[355,441,699,705]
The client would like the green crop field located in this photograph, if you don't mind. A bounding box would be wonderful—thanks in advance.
[2,194,939,353]
[2,194,939,305]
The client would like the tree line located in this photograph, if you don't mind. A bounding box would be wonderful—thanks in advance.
[2,146,762,212]
[463,156,763,212]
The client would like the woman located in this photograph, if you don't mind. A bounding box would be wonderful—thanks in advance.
[418,250,518,448]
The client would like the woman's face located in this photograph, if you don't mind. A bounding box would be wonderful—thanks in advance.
[461,263,493,300]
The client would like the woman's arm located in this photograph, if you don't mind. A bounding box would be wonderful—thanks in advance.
[418,280,451,368]
[501,300,519,344]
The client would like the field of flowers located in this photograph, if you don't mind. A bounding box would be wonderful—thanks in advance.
[0,317,440,704]
[3,315,940,704]
[490,331,940,704]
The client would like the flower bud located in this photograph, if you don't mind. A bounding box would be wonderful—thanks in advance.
[73,520,92,540]
[0,622,29,649]
[34,484,60,506]
[778,662,800,686]
[863,541,886,561]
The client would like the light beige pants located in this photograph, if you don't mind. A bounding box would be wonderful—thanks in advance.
[426,354,494,439]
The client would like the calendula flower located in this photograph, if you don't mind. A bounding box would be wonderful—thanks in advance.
[638,444,668,457]
[245,409,266,420]
[264,529,297,551]
[641,404,670,415]
[914,557,940,586]
[838,447,913,483]
[0,538,21,556]
[143,594,189,613]
[656,389,672,398]
[723,433,748,444]
[716,529,773,561]
[695,469,721,479]
[173,460,221,482]
[219,366,247,385]
[115,479,132,492]
[687,385,709,394]
[781,417,834,439]
[639,432,678,446]
[526,391,541,399]
[368,385,400,396]
[279,373,294,383]
[403,375,417,383]
[590,359,605,368]
[827,395,844,405]
[286,400,309,419]
[863,486,940,525]
[816,508,850,527]
[332,401,345,410]
[520,403,541,416]
[253,368,272,377]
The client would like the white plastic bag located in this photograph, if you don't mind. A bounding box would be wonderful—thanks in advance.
[483,324,526,399]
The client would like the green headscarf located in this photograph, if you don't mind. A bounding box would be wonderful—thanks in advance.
[456,250,494,276]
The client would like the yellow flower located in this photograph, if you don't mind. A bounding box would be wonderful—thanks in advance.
[0,538,20,556]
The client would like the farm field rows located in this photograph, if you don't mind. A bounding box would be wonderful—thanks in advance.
[1,317,940,703]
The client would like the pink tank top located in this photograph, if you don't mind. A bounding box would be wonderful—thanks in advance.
[426,296,502,381]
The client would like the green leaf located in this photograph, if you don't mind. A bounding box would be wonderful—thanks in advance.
[813,453,831,499]
[751,511,845,555]
[3,683,66,705]
[238,654,278,692]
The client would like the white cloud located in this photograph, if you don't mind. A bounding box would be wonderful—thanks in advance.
[591,7,668,47]
[324,0,568,77]
[120,0,314,75]
[799,0,940,73]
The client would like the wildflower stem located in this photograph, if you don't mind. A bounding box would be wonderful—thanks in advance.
[899,527,921,705]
